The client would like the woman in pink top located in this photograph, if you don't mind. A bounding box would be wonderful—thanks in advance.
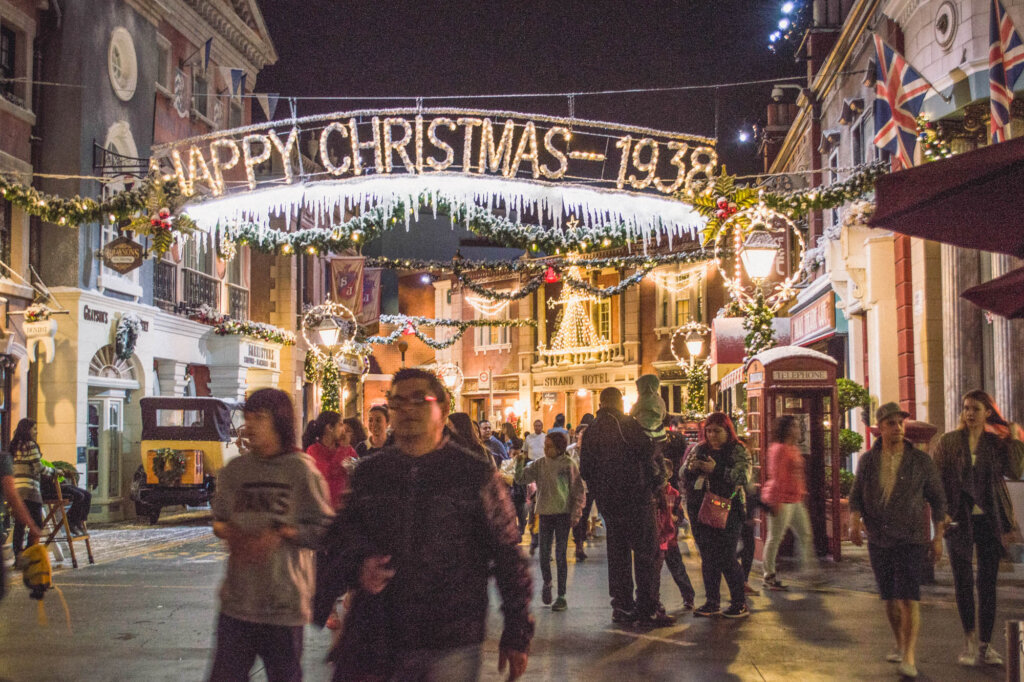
[761,415,821,590]
[303,410,358,510]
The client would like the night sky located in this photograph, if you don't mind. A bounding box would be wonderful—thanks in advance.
[255,1,802,176]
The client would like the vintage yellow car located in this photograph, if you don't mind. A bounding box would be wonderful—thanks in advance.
[130,397,242,524]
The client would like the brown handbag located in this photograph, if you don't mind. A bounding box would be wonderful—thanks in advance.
[697,486,736,530]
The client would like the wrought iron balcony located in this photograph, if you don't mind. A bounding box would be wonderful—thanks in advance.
[228,284,249,320]
[153,261,177,312]
[534,343,623,368]
[182,268,219,310]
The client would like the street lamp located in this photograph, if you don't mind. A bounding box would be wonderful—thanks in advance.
[315,317,343,348]
[684,330,705,363]
[739,230,780,282]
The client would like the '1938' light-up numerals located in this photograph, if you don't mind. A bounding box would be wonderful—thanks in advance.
[615,136,715,194]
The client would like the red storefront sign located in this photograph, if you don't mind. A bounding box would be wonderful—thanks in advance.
[790,293,835,346]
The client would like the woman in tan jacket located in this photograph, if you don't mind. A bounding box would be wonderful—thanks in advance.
[933,389,1024,668]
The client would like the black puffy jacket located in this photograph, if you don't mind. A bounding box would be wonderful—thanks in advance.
[314,439,533,676]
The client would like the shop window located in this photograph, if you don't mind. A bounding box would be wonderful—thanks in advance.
[0,25,15,101]
[674,298,690,326]
[594,298,611,340]
[0,198,10,269]
[192,72,209,119]
[155,38,171,91]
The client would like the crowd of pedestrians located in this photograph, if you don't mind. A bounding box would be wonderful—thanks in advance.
[157,367,1021,682]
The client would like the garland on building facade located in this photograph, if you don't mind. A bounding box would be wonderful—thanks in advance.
[915,115,954,162]
[763,162,888,218]
[364,315,536,350]
[115,313,142,361]
[191,304,296,345]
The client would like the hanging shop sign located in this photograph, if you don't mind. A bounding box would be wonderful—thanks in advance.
[24,319,57,363]
[790,293,836,346]
[100,236,146,274]
[153,108,717,197]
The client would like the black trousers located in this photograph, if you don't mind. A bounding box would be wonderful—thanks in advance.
[659,542,696,603]
[12,500,43,555]
[539,513,571,596]
[61,484,92,525]
[209,613,303,682]
[692,521,746,608]
[573,491,595,547]
[603,503,660,616]
[947,511,1002,644]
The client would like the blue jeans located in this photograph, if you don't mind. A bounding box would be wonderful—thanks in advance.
[208,613,303,682]
[389,644,483,682]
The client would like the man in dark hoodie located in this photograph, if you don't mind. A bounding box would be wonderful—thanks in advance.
[315,368,533,681]
[580,387,672,627]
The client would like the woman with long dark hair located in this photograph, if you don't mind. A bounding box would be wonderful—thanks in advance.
[10,419,54,560]
[761,415,821,590]
[447,412,495,468]
[682,412,751,618]
[934,389,1024,667]
[304,411,358,510]
[356,405,391,458]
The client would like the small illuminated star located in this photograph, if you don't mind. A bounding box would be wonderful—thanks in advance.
[565,216,581,230]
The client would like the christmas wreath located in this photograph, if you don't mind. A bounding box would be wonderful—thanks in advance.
[115,312,142,360]
[152,448,186,487]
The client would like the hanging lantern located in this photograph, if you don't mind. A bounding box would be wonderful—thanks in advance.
[544,265,559,283]
[401,321,416,336]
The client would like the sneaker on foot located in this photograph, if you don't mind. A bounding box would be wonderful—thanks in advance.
[721,603,750,619]
[635,610,676,628]
[575,549,587,561]
[552,597,567,612]
[693,603,720,617]
[541,581,553,605]
[681,600,695,611]
[957,648,979,667]
[897,661,918,678]
[980,644,1003,666]
[611,608,636,624]
[762,574,788,591]
[885,649,902,663]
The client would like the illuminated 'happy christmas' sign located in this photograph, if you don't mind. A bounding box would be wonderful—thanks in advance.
[154,108,718,198]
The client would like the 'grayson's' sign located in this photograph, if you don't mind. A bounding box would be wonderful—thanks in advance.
[156,108,717,197]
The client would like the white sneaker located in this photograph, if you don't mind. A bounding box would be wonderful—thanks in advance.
[897,661,918,678]
[885,649,902,663]
[957,648,979,666]
[980,645,1004,666]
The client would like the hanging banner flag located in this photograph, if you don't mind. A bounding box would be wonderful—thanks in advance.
[255,93,281,121]
[329,257,364,312]
[358,268,382,326]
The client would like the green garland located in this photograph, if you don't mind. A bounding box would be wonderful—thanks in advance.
[563,266,654,297]
[0,174,179,225]
[739,289,778,357]
[763,162,888,218]
[365,315,536,350]
[304,351,343,412]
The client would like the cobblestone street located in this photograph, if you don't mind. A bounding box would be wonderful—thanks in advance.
[2,514,1022,681]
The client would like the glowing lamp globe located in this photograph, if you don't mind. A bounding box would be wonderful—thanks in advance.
[739,230,780,281]
[442,374,457,388]
[685,331,705,359]
[316,318,342,348]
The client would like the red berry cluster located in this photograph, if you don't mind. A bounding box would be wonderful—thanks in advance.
[150,207,172,230]
[715,197,738,220]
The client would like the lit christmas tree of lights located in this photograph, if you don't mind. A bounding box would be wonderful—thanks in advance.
[540,264,610,356]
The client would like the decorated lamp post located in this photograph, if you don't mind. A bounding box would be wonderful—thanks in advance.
[671,321,710,415]
[302,301,363,412]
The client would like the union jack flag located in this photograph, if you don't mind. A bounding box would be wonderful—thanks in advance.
[873,35,930,169]
[990,0,1024,143]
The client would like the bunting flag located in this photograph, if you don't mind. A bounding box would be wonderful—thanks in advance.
[329,257,365,312]
[230,69,245,98]
[872,35,930,169]
[255,93,281,121]
[990,0,1024,143]
[203,38,213,73]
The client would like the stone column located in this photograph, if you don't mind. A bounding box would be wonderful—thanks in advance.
[941,245,983,431]
[209,365,249,402]
[155,360,190,397]
[991,254,1024,424]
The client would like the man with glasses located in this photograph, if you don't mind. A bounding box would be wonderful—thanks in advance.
[315,368,533,681]
[849,402,950,679]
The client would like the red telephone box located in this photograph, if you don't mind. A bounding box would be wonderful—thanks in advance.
[744,347,842,561]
